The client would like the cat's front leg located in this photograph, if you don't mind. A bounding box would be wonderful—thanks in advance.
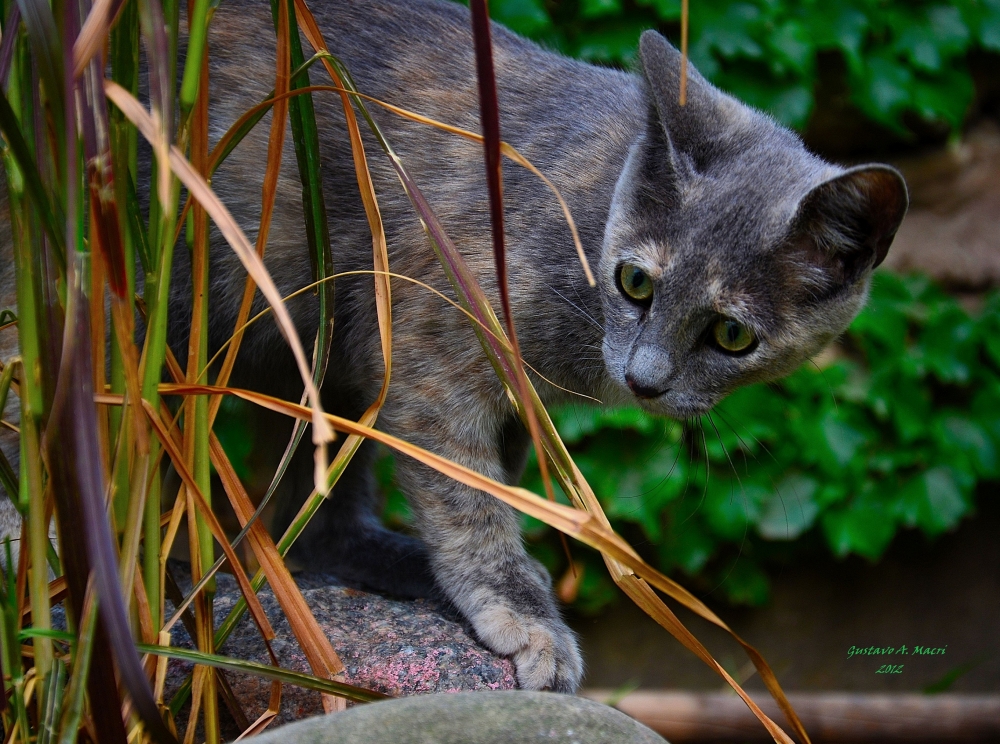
[387,401,583,692]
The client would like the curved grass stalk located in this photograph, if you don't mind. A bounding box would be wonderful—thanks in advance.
[104,79,335,489]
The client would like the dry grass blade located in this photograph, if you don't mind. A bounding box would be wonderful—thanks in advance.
[208,432,345,681]
[234,680,281,740]
[104,80,335,493]
[208,0,292,422]
[73,0,117,78]
[160,346,344,706]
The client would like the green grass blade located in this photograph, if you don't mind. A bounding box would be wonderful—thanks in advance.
[137,644,388,703]
[262,0,336,507]
[56,586,98,744]
[0,540,30,742]
[178,0,212,114]
[0,90,65,257]
[37,653,65,744]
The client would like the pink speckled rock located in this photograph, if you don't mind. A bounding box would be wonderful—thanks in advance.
[165,572,516,730]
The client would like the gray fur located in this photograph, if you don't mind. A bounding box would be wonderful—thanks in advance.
[0,0,907,692]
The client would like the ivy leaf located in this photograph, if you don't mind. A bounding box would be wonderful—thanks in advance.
[581,0,622,20]
[705,479,766,541]
[830,7,869,70]
[911,68,975,130]
[822,493,898,560]
[490,0,551,36]
[977,1,1000,50]
[936,416,997,478]
[767,20,813,75]
[896,466,970,535]
[887,375,932,443]
[850,51,913,130]
[758,474,819,540]
[821,413,868,468]
[695,2,763,59]
[922,305,974,383]
[576,20,647,64]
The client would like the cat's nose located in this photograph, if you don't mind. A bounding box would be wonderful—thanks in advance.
[625,344,671,399]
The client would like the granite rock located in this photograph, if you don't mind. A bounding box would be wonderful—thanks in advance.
[165,572,516,731]
[248,691,669,744]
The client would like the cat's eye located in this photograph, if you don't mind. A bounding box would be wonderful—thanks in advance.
[619,264,653,304]
[713,318,755,354]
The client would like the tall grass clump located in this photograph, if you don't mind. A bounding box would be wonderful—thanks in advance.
[0,0,809,741]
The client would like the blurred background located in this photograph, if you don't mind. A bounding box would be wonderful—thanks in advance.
[410,0,1000,698]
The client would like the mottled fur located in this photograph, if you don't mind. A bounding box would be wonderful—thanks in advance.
[0,0,907,692]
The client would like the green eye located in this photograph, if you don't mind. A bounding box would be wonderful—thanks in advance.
[619,264,653,303]
[713,318,755,353]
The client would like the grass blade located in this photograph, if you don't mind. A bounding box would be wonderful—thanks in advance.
[136,644,387,703]
[48,254,167,743]
[56,580,98,744]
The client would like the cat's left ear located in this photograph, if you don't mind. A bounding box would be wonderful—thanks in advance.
[792,164,908,280]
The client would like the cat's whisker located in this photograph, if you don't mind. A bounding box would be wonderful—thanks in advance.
[548,285,605,334]
[707,411,745,497]
[713,406,779,469]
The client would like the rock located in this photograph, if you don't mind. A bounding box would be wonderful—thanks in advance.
[165,572,516,732]
[248,690,669,744]
[884,119,1000,291]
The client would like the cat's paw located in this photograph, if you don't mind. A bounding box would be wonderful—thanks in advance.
[472,604,583,692]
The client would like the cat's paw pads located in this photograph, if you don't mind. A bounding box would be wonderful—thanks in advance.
[473,605,583,693]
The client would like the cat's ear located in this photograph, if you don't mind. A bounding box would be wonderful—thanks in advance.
[638,30,744,164]
[790,164,908,285]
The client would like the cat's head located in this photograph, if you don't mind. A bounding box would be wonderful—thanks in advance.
[599,30,908,419]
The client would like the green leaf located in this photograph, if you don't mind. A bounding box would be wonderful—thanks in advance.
[758,474,819,540]
[576,21,647,64]
[821,413,868,468]
[693,3,763,60]
[978,3,1000,50]
[893,6,969,73]
[490,0,551,36]
[850,52,913,130]
[936,416,997,477]
[887,376,932,443]
[581,0,622,20]
[660,519,715,575]
[705,480,766,541]
[896,466,970,535]
[769,20,813,75]
[822,493,897,560]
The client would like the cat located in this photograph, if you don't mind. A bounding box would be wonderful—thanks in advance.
[0,0,907,693]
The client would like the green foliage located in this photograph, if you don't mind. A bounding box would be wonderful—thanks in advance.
[519,274,1000,611]
[479,0,1000,132]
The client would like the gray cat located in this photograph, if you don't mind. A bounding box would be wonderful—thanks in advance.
[0,0,907,693]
